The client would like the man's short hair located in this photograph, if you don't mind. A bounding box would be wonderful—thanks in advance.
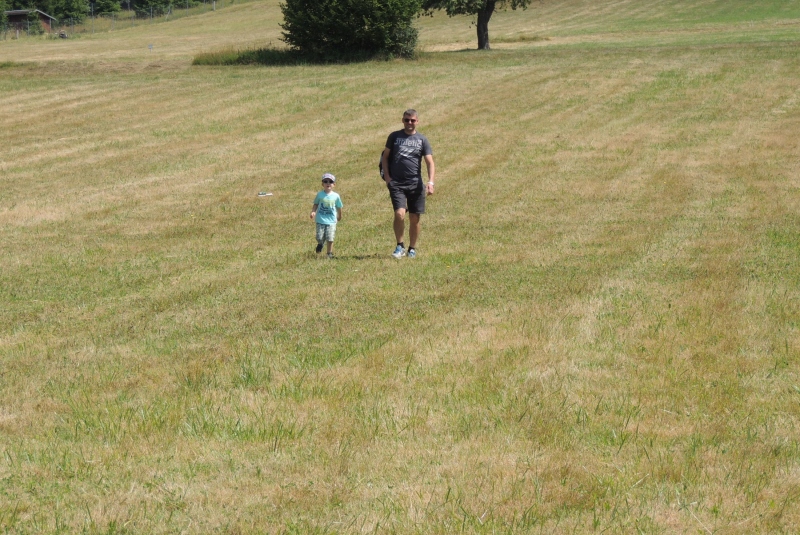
[403,109,418,118]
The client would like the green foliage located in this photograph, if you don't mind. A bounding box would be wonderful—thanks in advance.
[421,0,533,49]
[93,0,120,14]
[421,0,530,16]
[6,0,90,22]
[134,0,169,16]
[68,0,91,20]
[0,0,7,30]
[128,0,201,16]
[280,0,421,62]
[131,0,201,16]
[57,0,90,20]
[26,9,44,32]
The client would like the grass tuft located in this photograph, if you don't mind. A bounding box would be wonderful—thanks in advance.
[192,46,307,66]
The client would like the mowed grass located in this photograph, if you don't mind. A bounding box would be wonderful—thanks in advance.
[2,1,800,533]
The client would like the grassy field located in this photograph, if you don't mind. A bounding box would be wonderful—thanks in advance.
[2,0,800,533]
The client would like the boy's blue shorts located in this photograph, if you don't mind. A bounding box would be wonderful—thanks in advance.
[316,223,336,243]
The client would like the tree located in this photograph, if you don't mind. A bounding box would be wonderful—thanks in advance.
[8,0,90,22]
[280,0,422,62]
[134,0,171,16]
[0,0,7,32]
[54,0,90,21]
[93,0,120,15]
[27,9,44,33]
[421,0,532,50]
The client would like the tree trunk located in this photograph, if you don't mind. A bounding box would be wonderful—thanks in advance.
[476,0,496,50]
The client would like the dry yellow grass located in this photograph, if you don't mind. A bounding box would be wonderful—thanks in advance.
[2,0,800,533]
[1,0,282,65]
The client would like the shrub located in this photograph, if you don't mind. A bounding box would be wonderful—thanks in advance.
[280,0,421,62]
[26,12,45,34]
[94,0,121,15]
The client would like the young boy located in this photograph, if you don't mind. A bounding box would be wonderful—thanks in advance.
[310,173,343,258]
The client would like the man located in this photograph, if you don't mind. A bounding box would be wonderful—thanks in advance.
[381,109,436,259]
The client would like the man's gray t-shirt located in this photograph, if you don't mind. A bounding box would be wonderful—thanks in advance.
[385,131,433,188]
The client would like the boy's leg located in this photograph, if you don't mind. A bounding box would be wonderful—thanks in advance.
[326,224,336,256]
[315,224,325,253]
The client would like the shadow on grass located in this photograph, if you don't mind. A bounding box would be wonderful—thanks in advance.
[193,47,410,67]
[312,253,386,261]
[493,35,550,44]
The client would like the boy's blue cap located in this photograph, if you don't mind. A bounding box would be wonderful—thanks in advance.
[322,173,336,183]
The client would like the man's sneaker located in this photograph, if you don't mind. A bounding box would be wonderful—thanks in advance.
[392,245,406,259]
[327,252,334,259]
[315,243,323,253]
[408,249,417,258]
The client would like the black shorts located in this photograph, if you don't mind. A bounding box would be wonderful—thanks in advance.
[387,179,426,214]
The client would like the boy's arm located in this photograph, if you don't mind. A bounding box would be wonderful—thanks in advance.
[337,207,342,222]
[310,203,318,220]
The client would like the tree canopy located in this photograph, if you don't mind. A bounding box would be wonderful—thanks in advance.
[421,0,533,50]
[6,0,92,22]
[93,0,121,15]
[280,0,422,62]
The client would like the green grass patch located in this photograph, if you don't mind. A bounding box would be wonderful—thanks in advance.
[192,46,311,66]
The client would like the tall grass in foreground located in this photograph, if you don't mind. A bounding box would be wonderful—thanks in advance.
[2,1,800,533]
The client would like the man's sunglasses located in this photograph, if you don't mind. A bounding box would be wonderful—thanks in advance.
[403,118,418,123]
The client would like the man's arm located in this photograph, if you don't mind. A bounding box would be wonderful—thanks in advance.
[424,154,435,195]
[381,147,392,184]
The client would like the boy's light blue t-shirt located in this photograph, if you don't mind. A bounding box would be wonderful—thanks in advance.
[314,191,343,225]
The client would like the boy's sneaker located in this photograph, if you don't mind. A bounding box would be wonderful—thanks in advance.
[407,249,416,258]
[327,252,334,259]
[315,243,323,253]
[392,245,406,259]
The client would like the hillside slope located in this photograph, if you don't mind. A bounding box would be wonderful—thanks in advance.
[2,1,800,533]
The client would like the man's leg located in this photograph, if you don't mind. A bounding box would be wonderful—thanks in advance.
[394,208,406,243]
[408,213,421,249]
